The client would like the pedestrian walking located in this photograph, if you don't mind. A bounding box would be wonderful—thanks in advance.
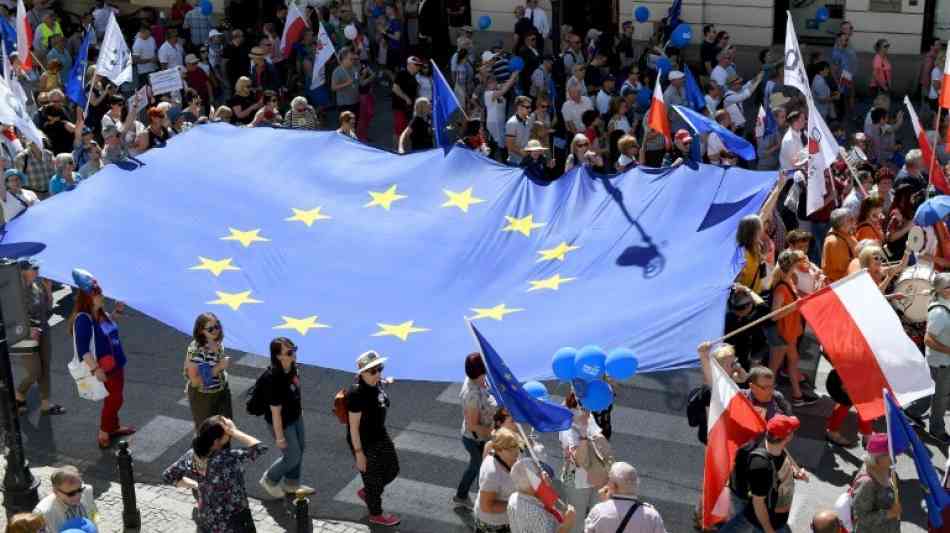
[476,428,523,533]
[454,353,497,509]
[33,466,98,532]
[258,337,314,498]
[584,462,668,532]
[850,433,900,532]
[69,268,134,449]
[163,416,268,533]
[346,350,401,526]
[507,458,576,533]
[559,392,610,533]
[12,258,63,416]
[184,312,233,430]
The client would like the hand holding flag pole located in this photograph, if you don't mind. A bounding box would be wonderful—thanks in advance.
[836,147,868,197]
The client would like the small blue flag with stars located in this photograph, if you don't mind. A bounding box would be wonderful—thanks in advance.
[66,29,94,108]
[683,66,706,112]
[1,124,776,380]
[430,59,462,151]
[469,321,572,432]
[0,16,15,57]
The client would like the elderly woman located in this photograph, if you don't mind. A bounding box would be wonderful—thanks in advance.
[47,153,81,195]
[851,433,900,532]
[559,392,608,533]
[184,313,232,430]
[1,169,39,222]
[398,97,433,153]
[283,96,320,129]
[769,250,817,408]
[476,428,523,533]
[822,208,858,283]
[507,458,576,533]
[229,77,263,125]
[77,142,102,179]
[564,133,603,173]
[455,353,497,509]
[858,244,906,292]
[211,106,233,124]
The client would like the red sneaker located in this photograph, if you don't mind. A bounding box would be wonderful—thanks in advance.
[357,488,366,502]
[368,514,400,527]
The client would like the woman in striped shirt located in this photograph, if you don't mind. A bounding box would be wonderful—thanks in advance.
[184,312,232,431]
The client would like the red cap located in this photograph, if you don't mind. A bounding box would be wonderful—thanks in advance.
[765,415,800,440]
[674,129,693,144]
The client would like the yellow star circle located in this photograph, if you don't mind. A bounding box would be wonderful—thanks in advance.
[372,320,429,341]
[441,187,485,213]
[502,214,545,237]
[537,242,580,262]
[207,290,263,311]
[285,207,332,227]
[221,228,270,248]
[469,303,524,321]
[365,185,408,210]
[188,257,240,277]
[273,315,331,335]
[527,273,577,292]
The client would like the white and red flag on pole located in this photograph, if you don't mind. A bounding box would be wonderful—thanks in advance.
[799,271,934,423]
[309,21,336,90]
[646,76,671,144]
[15,0,31,71]
[278,2,309,61]
[702,358,766,529]
[940,49,950,110]
[904,96,950,194]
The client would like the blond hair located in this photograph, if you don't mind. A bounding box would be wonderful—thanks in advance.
[235,76,252,97]
[491,427,524,451]
[858,245,884,269]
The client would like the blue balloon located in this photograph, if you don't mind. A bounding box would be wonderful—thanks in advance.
[574,345,606,382]
[523,380,549,400]
[656,56,672,74]
[635,6,650,23]
[552,347,577,381]
[579,379,613,411]
[816,6,830,22]
[636,86,652,110]
[509,56,525,72]
[605,348,639,380]
[671,23,692,48]
[200,0,213,15]
[479,15,492,30]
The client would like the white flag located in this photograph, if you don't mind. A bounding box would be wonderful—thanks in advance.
[95,13,132,86]
[1,42,27,105]
[784,11,840,215]
[309,22,336,90]
[0,75,44,148]
[755,105,766,138]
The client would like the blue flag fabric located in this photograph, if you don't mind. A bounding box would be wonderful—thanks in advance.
[66,29,94,108]
[469,321,572,432]
[430,60,460,150]
[885,390,950,527]
[2,125,776,380]
[667,0,682,31]
[763,99,778,137]
[683,67,706,112]
[0,16,15,56]
[673,104,756,161]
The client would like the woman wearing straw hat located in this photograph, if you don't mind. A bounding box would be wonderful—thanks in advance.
[520,139,555,181]
[68,268,134,449]
[346,351,401,527]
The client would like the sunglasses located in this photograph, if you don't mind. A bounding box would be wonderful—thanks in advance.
[204,324,221,332]
[283,347,297,356]
[58,484,85,497]
[366,365,384,375]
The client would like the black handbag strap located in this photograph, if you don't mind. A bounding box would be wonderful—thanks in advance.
[615,498,642,533]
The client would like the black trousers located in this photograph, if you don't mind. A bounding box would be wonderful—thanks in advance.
[360,435,400,515]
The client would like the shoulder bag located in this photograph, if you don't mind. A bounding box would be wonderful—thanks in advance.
[68,312,109,401]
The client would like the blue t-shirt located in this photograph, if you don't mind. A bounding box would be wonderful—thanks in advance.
[74,312,127,373]
[48,173,82,195]
[386,19,402,50]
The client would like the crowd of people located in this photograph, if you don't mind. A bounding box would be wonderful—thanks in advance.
[1,0,950,532]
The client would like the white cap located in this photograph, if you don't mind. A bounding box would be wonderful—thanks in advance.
[481,50,497,63]
[668,70,684,81]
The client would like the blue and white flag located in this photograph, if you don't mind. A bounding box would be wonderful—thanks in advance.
[95,13,132,86]
[673,104,756,161]
[683,66,706,112]
[65,28,94,107]
[430,59,462,150]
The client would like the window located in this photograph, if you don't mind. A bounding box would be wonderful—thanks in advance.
[869,0,902,13]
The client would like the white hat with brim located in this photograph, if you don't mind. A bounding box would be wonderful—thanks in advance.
[356,350,388,372]
[668,70,684,81]
[481,51,497,63]
[524,139,549,152]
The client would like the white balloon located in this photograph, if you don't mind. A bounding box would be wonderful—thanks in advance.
[344,24,358,40]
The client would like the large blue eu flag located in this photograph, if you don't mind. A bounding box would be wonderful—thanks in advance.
[2,125,776,380]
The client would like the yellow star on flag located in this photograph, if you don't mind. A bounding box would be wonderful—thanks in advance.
[527,273,577,292]
[285,207,332,227]
[441,187,485,213]
[364,185,407,210]
[188,257,240,277]
[221,228,270,248]
[470,303,524,321]
[207,290,263,311]
[537,242,580,262]
[372,320,429,341]
[502,214,545,237]
[273,315,331,335]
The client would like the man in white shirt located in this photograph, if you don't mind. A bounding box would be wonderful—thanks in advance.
[132,25,158,85]
[33,466,98,533]
[595,75,615,116]
[780,110,807,172]
[523,0,549,40]
[704,81,722,116]
[0,169,39,223]
[710,51,732,89]
[584,462,667,533]
[561,83,593,134]
[158,28,185,70]
[723,71,763,134]
[707,110,734,165]
[529,56,553,99]
[664,70,687,131]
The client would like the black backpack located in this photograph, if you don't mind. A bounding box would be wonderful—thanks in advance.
[245,369,272,417]
[686,385,710,444]
[729,436,768,499]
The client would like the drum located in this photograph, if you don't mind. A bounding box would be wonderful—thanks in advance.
[892,263,935,323]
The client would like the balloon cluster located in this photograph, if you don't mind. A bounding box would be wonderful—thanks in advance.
[548,345,640,412]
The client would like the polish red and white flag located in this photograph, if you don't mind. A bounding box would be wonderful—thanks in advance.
[15,0,31,71]
[702,359,766,528]
[278,2,309,61]
[799,271,934,422]
[904,96,950,194]
[646,76,671,143]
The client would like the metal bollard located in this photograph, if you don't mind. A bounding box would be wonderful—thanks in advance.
[115,440,141,529]
[294,491,310,533]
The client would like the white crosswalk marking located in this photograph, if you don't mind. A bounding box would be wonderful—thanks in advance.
[128,415,195,462]
[237,353,270,368]
[47,284,73,327]
[333,475,467,527]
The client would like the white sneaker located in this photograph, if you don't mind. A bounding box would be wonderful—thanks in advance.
[281,480,315,496]
[259,474,285,499]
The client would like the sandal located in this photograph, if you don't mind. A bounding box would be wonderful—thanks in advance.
[41,404,66,415]
[98,434,111,449]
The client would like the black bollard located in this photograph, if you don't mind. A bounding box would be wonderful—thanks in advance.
[294,491,310,533]
[115,440,141,529]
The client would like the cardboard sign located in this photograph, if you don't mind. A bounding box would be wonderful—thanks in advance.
[148,67,183,96]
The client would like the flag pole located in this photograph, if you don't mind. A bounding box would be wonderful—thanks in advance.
[836,147,868,197]
[929,107,943,188]
[83,73,98,115]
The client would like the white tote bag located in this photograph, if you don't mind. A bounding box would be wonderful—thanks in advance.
[69,313,109,402]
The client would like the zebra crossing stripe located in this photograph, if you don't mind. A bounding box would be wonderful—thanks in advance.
[333,475,467,528]
[237,353,270,368]
[127,415,195,463]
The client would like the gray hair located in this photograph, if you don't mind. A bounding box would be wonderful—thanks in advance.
[54,152,74,172]
[933,273,950,297]
[905,149,923,166]
[829,208,852,231]
[509,458,541,494]
[609,462,639,495]
[413,97,430,116]
[290,96,308,110]
[47,88,64,100]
